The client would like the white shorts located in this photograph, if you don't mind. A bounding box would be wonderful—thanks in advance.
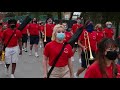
[5,46,19,64]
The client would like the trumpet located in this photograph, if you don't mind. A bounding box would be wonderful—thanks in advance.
[1,51,5,61]
[84,31,94,61]
[44,24,47,42]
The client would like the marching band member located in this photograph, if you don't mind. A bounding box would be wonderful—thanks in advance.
[84,38,120,78]
[74,20,97,78]
[27,18,40,57]
[43,24,73,78]
[71,17,83,62]
[94,23,105,44]
[2,19,22,78]
[103,21,114,40]
[21,24,29,52]
[43,17,55,47]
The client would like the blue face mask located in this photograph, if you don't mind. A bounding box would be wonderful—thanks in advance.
[86,23,94,32]
[56,33,65,40]
[107,25,112,28]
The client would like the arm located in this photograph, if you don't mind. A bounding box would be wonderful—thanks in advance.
[68,58,74,78]
[42,55,49,78]
[18,38,22,55]
[78,40,86,52]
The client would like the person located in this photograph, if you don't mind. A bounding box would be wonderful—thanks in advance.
[21,24,29,52]
[94,23,105,44]
[2,19,22,78]
[71,17,83,62]
[43,17,55,47]
[27,18,40,57]
[116,36,120,65]
[74,20,97,78]
[103,21,114,40]
[84,38,120,78]
[43,24,74,78]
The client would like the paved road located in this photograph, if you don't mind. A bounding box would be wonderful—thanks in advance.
[0,43,85,78]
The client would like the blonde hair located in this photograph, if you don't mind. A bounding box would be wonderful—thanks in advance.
[94,23,102,30]
[51,24,65,41]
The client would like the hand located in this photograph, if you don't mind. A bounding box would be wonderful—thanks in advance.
[43,74,47,78]
[19,50,22,55]
[82,46,87,52]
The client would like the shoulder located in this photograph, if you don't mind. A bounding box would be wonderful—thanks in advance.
[87,61,99,71]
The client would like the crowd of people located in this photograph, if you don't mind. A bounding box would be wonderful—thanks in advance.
[0,16,120,78]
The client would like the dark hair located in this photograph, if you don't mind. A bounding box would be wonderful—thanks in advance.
[31,18,37,24]
[96,38,118,78]
[8,19,17,25]
[45,17,54,23]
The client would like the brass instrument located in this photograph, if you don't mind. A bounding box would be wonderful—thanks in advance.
[44,24,47,42]
[1,51,5,61]
[84,31,94,67]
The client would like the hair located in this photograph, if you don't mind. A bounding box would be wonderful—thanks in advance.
[45,17,54,23]
[31,18,37,24]
[51,24,65,41]
[94,23,102,30]
[96,38,118,78]
[8,19,17,25]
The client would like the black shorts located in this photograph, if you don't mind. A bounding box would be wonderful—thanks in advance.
[22,34,28,43]
[43,36,51,47]
[81,51,96,68]
[30,35,39,45]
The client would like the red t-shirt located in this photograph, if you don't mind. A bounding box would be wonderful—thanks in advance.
[44,40,73,67]
[45,23,55,37]
[3,28,22,47]
[64,31,73,43]
[84,61,120,78]
[39,25,44,32]
[96,31,104,43]
[28,23,40,36]
[16,23,20,28]
[103,28,114,39]
[78,29,97,52]
[21,24,29,34]
[72,23,83,34]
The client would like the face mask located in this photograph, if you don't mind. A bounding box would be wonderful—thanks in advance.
[10,25,16,29]
[56,33,65,40]
[107,25,112,28]
[77,20,81,23]
[105,50,118,60]
[86,23,94,32]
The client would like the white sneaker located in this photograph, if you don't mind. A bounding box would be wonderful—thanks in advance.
[29,51,32,56]
[74,72,79,78]
[79,58,82,63]
[35,52,39,57]
[71,57,74,61]
[10,74,15,78]
[24,48,27,52]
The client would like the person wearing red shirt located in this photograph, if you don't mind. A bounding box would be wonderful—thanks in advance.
[43,24,74,78]
[21,24,29,52]
[84,38,120,78]
[28,18,40,57]
[103,21,114,40]
[74,20,97,78]
[43,17,55,47]
[94,23,105,44]
[16,20,21,28]
[2,19,22,78]
[71,17,83,62]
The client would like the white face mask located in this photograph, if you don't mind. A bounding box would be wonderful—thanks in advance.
[107,25,112,28]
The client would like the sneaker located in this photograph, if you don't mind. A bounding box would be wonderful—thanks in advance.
[24,48,27,52]
[71,57,74,61]
[74,72,79,78]
[79,58,82,63]
[22,48,25,51]
[35,52,39,57]
[10,74,15,78]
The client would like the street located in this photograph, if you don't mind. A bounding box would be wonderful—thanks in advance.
[0,42,85,78]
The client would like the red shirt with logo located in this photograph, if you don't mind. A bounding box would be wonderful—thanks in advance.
[28,23,40,36]
[45,23,55,37]
[2,28,22,47]
[84,61,120,78]
[78,29,97,52]
[44,40,73,67]
[96,31,104,43]
[72,23,83,34]
[64,31,73,43]
[103,28,114,39]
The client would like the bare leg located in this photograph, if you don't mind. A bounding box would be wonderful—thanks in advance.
[11,63,16,74]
